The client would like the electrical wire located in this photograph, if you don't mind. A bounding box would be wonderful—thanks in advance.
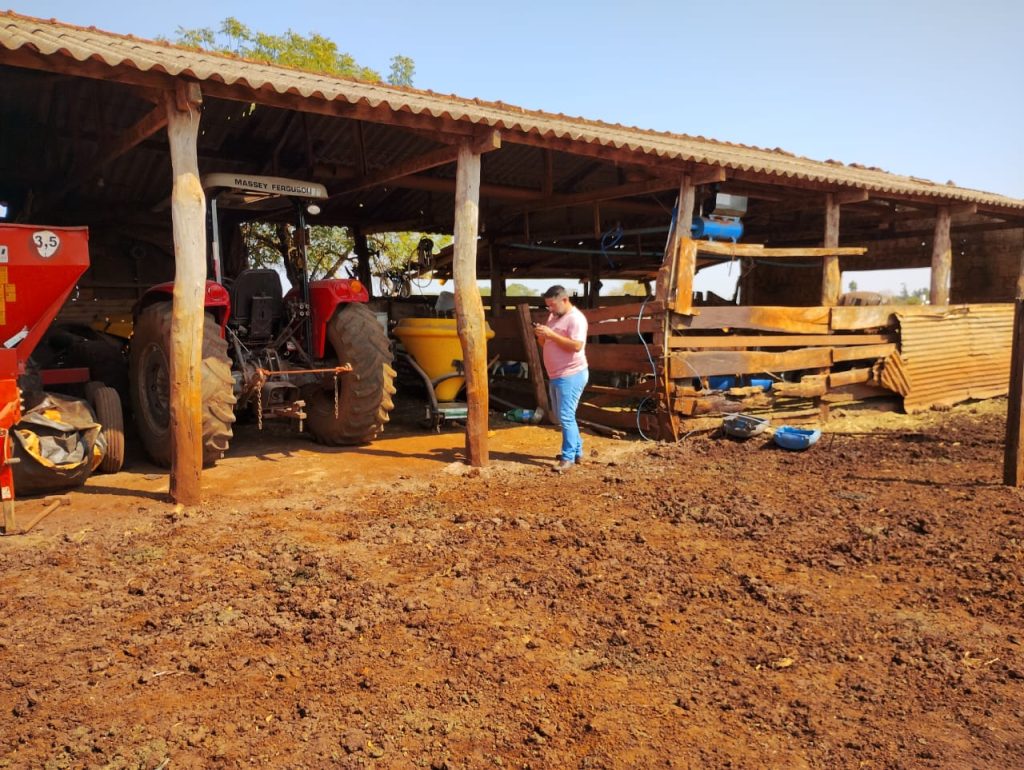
[635,295,660,441]
[599,224,624,269]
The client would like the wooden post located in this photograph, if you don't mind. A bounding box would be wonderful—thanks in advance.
[821,193,841,306]
[516,303,551,420]
[588,254,601,310]
[488,242,505,317]
[453,141,488,466]
[930,206,952,305]
[165,82,205,505]
[653,173,695,442]
[1003,237,1024,486]
[353,226,373,297]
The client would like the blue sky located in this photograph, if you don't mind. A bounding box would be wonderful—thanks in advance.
[10,1,1024,294]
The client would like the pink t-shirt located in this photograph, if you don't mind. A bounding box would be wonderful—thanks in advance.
[542,305,588,379]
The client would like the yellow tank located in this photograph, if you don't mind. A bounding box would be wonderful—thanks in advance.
[393,318,495,402]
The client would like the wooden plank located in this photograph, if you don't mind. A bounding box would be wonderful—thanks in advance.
[771,376,828,398]
[828,368,873,387]
[589,318,661,337]
[516,303,551,419]
[830,305,899,330]
[674,237,699,315]
[669,347,832,378]
[165,84,205,505]
[693,241,866,258]
[586,343,654,373]
[829,303,965,330]
[577,403,657,433]
[669,332,894,349]
[822,383,897,402]
[453,142,488,467]
[583,300,664,324]
[831,343,896,363]
[672,306,830,334]
[822,193,841,306]
[930,206,952,305]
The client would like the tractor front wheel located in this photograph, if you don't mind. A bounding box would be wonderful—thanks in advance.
[307,303,396,445]
[129,302,236,467]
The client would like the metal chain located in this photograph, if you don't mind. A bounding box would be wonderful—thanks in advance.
[255,370,265,431]
[333,373,339,419]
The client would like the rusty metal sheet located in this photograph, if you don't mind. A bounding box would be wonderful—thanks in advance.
[2,11,1023,212]
[896,304,1014,412]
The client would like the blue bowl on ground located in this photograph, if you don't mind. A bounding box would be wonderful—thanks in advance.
[773,426,821,451]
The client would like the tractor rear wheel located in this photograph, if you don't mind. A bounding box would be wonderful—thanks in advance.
[307,303,396,445]
[86,382,125,473]
[129,302,236,467]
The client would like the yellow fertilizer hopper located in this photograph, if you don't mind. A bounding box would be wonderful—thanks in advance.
[393,317,494,430]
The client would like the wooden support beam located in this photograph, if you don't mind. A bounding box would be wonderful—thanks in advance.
[692,241,866,258]
[1004,236,1024,486]
[692,166,728,186]
[834,189,870,205]
[165,82,206,505]
[512,176,678,215]
[516,304,552,419]
[453,141,489,467]
[673,179,698,313]
[822,193,842,306]
[588,254,601,310]
[930,206,952,305]
[36,102,169,214]
[488,242,505,317]
[333,130,500,196]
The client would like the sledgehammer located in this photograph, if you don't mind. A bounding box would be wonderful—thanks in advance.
[14,495,71,536]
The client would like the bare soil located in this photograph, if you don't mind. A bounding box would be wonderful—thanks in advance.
[1,399,1022,769]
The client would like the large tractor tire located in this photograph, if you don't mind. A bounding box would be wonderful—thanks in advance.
[307,303,396,445]
[129,302,236,468]
[85,381,125,473]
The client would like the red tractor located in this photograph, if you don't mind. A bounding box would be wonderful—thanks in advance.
[130,174,396,467]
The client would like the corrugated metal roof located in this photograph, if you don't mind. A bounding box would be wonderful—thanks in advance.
[897,304,1014,412]
[3,11,1023,212]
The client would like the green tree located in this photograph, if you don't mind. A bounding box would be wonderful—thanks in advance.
[168,19,426,282]
[847,279,858,292]
[897,283,929,305]
[506,283,538,297]
[169,18,413,83]
[388,55,415,86]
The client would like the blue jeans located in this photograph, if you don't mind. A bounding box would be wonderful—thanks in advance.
[548,368,589,461]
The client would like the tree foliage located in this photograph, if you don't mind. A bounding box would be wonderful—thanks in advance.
[506,283,538,297]
[170,18,413,84]
[168,19,437,284]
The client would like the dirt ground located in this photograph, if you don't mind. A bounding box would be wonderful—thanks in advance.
[1,397,1022,769]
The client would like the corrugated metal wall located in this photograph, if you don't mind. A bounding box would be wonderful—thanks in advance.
[898,304,1014,412]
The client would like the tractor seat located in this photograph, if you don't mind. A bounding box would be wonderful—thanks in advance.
[229,269,283,339]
